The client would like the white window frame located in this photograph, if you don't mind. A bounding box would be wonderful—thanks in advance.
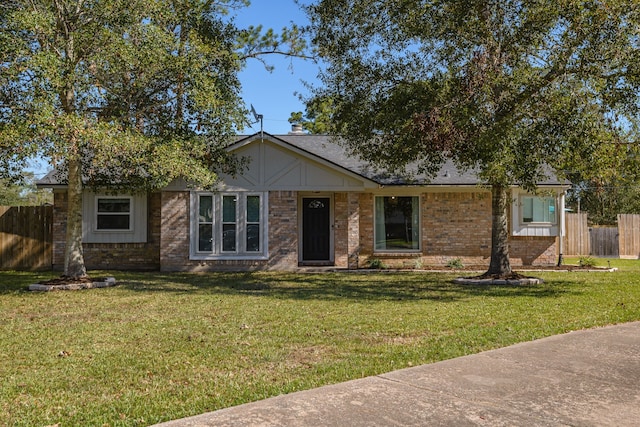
[373,195,421,253]
[519,195,557,225]
[94,196,134,232]
[191,192,268,260]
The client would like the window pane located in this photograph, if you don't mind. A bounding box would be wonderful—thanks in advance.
[198,224,212,252]
[223,196,236,222]
[522,198,534,222]
[97,214,130,230]
[522,197,556,223]
[246,224,260,252]
[375,196,419,250]
[199,195,213,223]
[222,224,236,251]
[247,195,260,223]
[98,199,130,213]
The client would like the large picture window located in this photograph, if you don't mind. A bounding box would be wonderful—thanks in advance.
[521,196,556,224]
[194,192,266,258]
[374,196,420,251]
[96,197,132,231]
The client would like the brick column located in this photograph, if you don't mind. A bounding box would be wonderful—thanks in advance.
[347,192,361,269]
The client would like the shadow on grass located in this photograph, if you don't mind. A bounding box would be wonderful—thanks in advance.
[0,271,60,294]
[117,271,576,302]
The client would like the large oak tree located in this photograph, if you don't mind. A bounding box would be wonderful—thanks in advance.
[304,0,640,276]
[1,0,306,278]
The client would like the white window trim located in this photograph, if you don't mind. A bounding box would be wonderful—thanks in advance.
[373,195,422,253]
[511,189,561,237]
[518,194,557,226]
[94,196,134,232]
[190,192,269,260]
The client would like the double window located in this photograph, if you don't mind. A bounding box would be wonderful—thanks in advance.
[374,196,420,251]
[521,196,556,224]
[194,192,266,258]
[95,197,132,231]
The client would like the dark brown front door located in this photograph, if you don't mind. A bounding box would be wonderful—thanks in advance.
[302,197,331,262]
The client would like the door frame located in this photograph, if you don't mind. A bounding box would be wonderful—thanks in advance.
[298,193,334,265]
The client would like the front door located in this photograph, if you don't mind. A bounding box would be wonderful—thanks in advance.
[302,197,331,263]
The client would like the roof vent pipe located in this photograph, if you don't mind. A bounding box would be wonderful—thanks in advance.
[289,123,304,134]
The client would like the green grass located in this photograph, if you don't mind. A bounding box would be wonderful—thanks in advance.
[1,258,640,426]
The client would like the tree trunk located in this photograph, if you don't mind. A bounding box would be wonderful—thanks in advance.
[64,156,87,278]
[486,184,512,276]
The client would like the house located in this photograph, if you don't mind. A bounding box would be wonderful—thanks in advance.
[37,130,568,271]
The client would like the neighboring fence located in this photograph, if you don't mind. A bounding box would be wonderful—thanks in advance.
[618,214,640,259]
[0,205,53,270]
[565,213,640,258]
[590,226,619,257]
[565,213,590,256]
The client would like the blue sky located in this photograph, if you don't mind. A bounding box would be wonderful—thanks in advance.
[234,1,319,135]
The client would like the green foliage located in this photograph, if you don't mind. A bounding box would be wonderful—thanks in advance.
[305,0,640,188]
[367,258,387,269]
[289,96,334,134]
[566,142,640,224]
[446,258,464,270]
[578,256,598,268]
[0,173,53,206]
[0,0,309,191]
[0,0,309,275]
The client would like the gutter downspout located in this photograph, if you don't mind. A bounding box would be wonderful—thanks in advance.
[557,190,566,266]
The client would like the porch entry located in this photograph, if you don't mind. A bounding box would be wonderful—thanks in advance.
[301,197,332,264]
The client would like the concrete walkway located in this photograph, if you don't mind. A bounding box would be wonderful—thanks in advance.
[154,322,640,426]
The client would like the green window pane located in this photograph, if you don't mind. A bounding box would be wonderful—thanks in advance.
[97,215,130,230]
[522,197,556,223]
[246,224,260,252]
[375,196,419,250]
[247,195,260,223]
[223,196,236,223]
[198,224,212,252]
[222,224,236,251]
[199,195,213,223]
[98,199,130,213]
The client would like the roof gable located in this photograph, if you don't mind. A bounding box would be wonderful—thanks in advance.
[220,135,377,191]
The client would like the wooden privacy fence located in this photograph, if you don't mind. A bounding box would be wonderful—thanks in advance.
[0,205,53,270]
[590,226,619,257]
[565,213,640,258]
[564,213,590,256]
[618,214,640,259]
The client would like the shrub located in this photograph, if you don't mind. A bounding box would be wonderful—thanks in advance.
[367,258,387,269]
[446,258,464,269]
[579,256,597,268]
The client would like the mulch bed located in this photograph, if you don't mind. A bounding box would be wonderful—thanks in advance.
[38,275,98,286]
[29,276,117,292]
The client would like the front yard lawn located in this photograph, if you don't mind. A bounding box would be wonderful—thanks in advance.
[1,258,639,426]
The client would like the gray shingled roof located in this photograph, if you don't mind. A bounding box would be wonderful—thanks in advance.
[241,133,566,187]
[38,132,567,187]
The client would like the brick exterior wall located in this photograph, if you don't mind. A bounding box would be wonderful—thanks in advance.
[52,191,160,271]
[159,190,299,272]
[52,188,557,272]
[357,191,557,268]
[266,191,299,269]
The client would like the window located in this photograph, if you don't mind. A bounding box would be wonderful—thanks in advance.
[374,196,420,251]
[96,197,132,231]
[521,196,556,224]
[194,192,266,258]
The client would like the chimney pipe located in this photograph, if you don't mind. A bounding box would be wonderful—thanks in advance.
[289,123,304,134]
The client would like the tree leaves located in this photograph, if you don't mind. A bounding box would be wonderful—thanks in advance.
[306,0,640,189]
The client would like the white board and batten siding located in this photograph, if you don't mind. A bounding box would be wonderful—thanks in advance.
[82,191,148,243]
[511,189,563,237]
[218,139,374,192]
